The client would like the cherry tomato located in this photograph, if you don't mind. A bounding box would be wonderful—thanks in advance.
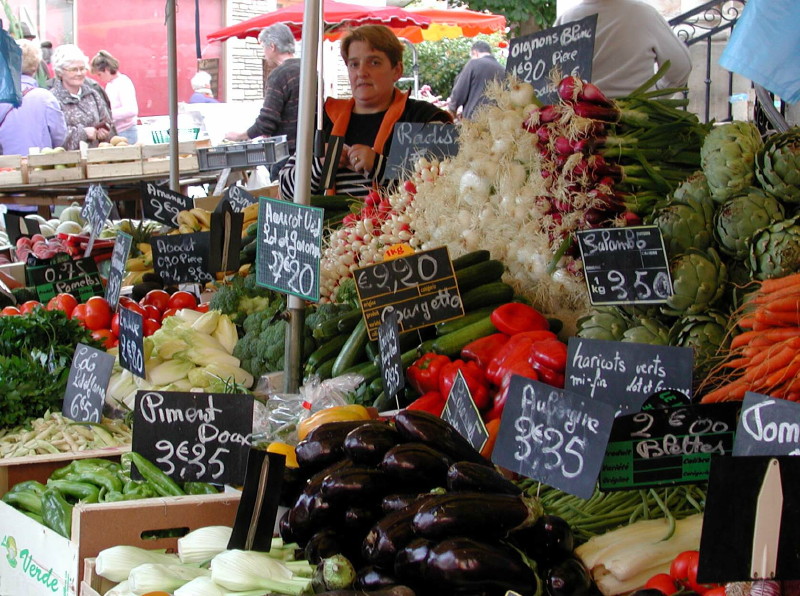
[143,317,162,337]
[142,304,162,322]
[167,290,198,311]
[71,303,89,328]
[19,300,42,314]
[141,289,170,312]
[83,296,112,331]
[46,293,78,317]
[161,307,178,321]
[644,573,678,595]
[118,296,138,309]
[91,328,116,349]
[110,312,120,337]
[1,306,21,316]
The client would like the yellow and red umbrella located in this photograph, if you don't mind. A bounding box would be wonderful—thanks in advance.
[392,8,506,43]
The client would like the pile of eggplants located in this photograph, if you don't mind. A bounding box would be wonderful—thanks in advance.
[278,410,599,596]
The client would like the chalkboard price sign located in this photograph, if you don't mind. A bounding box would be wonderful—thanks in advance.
[26,256,104,303]
[63,343,115,423]
[81,185,113,257]
[354,246,463,341]
[140,181,193,229]
[505,15,597,105]
[105,232,133,309]
[256,197,324,301]
[492,377,616,499]
[119,306,145,378]
[384,122,459,181]
[378,311,405,404]
[442,370,489,453]
[3,212,40,245]
[600,402,740,490]
[733,392,800,456]
[151,232,215,285]
[221,185,257,212]
[576,226,672,306]
[132,391,254,484]
[565,337,693,416]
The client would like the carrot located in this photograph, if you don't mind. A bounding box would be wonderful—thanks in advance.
[762,295,800,313]
[759,272,800,294]
[737,316,756,330]
[750,285,800,305]
[700,378,750,403]
[748,327,800,348]
[754,309,800,328]
[720,357,750,369]
[764,354,800,388]
[742,344,798,383]
[730,329,761,351]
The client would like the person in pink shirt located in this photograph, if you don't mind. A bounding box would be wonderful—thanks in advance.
[90,50,139,143]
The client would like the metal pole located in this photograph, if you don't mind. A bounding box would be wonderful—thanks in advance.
[167,0,180,192]
[283,0,322,393]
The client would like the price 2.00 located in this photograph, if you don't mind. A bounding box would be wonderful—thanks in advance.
[155,439,229,480]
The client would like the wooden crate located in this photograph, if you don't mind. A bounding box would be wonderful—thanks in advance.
[0,154,26,186]
[141,140,199,174]
[85,145,143,178]
[27,150,84,184]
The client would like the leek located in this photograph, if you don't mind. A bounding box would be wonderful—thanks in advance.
[210,549,312,595]
[178,525,233,564]
[127,562,209,593]
[95,546,179,583]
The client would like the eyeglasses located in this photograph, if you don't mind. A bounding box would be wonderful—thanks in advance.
[63,66,88,73]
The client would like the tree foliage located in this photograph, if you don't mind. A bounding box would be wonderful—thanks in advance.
[456,0,556,34]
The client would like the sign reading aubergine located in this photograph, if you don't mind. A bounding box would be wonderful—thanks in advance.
[505,15,597,105]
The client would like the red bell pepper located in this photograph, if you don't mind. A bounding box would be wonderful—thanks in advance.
[407,353,451,394]
[530,362,565,388]
[461,333,509,370]
[406,391,446,416]
[490,302,549,336]
[485,329,555,385]
[529,338,568,373]
[438,359,491,410]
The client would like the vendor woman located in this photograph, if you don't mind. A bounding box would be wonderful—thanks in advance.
[279,25,452,199]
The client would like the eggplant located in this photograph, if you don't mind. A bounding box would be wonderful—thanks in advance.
[353,565,399,591]
[393,537,433,583]
[380,443,453,489]
[508,514,574,566]
[305,527,347,565]
[321,467,393,505]
[314,588,416,596]
[381,493,431,514]
[278,507,296,545]
[362,494,440,568]
[546,556,594,596]
[279,464,310,507]
[393,410,490,466]
[296,420,373,470]
[343,420,402,465]
[422,536,539,595]
[412,492,543,541]
[344,505,382,534]
[446,461,522,495]
[286,459,352,544]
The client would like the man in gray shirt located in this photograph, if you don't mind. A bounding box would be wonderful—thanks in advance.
[448,40,505,120]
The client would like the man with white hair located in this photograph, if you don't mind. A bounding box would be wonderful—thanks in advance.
[225,22,300,171]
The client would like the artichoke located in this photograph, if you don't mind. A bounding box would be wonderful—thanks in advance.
[670,171,712,206]
[714,187,785,259]
[621,316,670,345]
[755,128,800,204]
[662,247,728,317]
[652,194,716,258]
[701,121,762,203]
[576,307,632,341]
[748,217,800,280]
[669,310,730,381]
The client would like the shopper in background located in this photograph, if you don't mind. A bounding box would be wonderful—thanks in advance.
[188,71,219,103]
[448,40,505,121]
[19,23,51,87]
[90,50,139,144]
[279,25,452,200]
[40,41,55,79]
[554,0,692,98]
[225,23,300,177]
[0,39,66,156]
[50,44,115,150]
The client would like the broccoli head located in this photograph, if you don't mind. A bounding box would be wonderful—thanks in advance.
[209,273,277,325]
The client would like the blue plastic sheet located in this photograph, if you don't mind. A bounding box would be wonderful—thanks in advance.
[0,27,22,107]
[720,0,800,104]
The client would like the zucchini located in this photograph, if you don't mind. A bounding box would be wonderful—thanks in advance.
[451,249,490,270]
[429,315,497,357]
[366,340,380,364]
[454,259,505,292]
[461,281,515,311]
[306,334,350,371]
[309,194,359,211]
[331,318,369,378]
[313,358,336,380]
[435,306,495,337]
[313,309,361,340]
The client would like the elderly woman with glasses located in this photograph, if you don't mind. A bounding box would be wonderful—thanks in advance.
[50,44,115,149]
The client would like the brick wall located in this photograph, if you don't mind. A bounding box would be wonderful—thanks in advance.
[225,0,276,102]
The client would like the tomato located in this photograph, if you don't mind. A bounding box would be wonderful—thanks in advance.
[161,307,178,321]
[46,293,78,317]
[118,296,137,309]
[702,588,726,596]
[142,304,162,322]
[71,303,89,328]
[19,300,42,314]
[141,289,170,312]
[644,573,678,595]
[110,313,120,337]
[83,296,113,331]
[91,328,116,349]
[194,302,209,313]
[1,306,21,316]
[670,550,719,594]
[167,290,198,311]
[143,317,162,337]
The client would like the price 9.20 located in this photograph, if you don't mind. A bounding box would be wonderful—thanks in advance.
[155,439,228,480]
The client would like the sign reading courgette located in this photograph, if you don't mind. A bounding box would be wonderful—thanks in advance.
[354,246,464,341]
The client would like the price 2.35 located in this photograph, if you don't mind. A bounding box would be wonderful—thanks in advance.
[155,439,229,480]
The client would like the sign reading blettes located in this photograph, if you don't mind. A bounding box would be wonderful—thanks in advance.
[506,15,597,105]
[256,197,323,301]
[63,343,115,423]
[492,377,616,499]
[384,122,459,181]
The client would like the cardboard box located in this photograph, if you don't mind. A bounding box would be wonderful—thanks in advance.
[0,155,26,186]
[27,150,84,184]
[85,145,143,179]
[0,492,241,595]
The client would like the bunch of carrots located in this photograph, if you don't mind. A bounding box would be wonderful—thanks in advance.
[700,271,800,403]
